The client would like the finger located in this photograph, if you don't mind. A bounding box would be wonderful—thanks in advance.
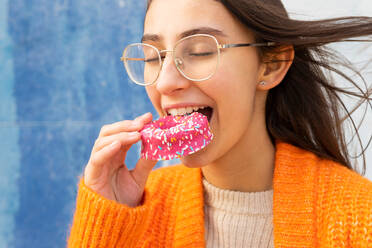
[130,158,157,189]
[88,132,141,180]
[85,140,122,183]
[135,112,152,121]
[98,120,141,138]
[134,112,153,126]
[99,113,152,138]
[93,131,141,153]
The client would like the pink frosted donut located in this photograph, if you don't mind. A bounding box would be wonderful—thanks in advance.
[140,112,213,161]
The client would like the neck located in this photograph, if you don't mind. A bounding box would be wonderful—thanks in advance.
[201,122,275,192]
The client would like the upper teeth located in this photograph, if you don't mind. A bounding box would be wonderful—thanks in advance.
[167,106,207,116]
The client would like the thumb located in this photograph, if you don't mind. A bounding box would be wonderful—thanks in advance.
[130,158,157,188]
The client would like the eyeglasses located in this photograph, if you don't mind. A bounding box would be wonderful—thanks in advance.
[120,34,276,86]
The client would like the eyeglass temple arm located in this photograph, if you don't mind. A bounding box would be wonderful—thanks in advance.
[220,42,276,49]
[220,39,372,50]
[120,56,148,61]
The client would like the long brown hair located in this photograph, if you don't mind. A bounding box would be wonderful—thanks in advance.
[146,0,372,175]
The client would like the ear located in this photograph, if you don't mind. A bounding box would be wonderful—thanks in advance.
[257,45,294,90]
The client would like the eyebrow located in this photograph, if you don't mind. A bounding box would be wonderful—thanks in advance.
[141,27,227,43]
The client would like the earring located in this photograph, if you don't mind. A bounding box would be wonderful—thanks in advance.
[259,81,267,86]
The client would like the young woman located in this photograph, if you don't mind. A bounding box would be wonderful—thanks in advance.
[68,0,372,247]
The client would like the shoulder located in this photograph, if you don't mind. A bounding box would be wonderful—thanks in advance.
[277,141,372,200]
[316,159,372,233]
[317,159,372,201]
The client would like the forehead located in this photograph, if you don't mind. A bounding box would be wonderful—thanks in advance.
[144,0,251,44]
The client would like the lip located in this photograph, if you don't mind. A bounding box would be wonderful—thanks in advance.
[163,103,212,114]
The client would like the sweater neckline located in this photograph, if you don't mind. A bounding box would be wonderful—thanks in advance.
[202,177,273,215]
[172,140,319,247]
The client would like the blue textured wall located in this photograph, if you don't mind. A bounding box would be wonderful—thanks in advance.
[0,1,176,247]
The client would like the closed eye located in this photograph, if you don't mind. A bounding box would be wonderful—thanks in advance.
[189,52,214,56]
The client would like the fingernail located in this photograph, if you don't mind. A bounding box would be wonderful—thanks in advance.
[134,113,150,122]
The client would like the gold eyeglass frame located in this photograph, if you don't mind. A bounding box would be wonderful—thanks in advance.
[120,33,277,86]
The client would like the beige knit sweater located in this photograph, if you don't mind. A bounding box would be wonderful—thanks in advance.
[202,177,274,248]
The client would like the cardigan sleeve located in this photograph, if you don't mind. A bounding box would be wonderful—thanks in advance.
[67,178,156,248]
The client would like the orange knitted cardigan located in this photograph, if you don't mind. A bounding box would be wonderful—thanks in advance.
[67,141,372,247]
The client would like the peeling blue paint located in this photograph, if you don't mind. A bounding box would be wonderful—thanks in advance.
[0,0,175,247]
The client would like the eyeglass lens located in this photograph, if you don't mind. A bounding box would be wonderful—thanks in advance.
[124,44,161,86]
[123,35,219,85]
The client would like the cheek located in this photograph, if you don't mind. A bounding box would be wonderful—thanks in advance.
[228,48,261,75]
[211,58,257,101]
[211,53,260,125]
[145,86,162,113]
[145,86,155,104]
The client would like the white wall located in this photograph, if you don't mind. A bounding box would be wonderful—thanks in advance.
[282,0,372,180]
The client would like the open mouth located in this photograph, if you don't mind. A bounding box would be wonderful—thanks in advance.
[195,107,213,123]
[166,106,214,123]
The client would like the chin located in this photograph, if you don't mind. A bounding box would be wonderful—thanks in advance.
[180,149,213,168]
[180,163,205,169]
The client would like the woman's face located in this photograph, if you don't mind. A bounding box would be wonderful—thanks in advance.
[144,0,267,167]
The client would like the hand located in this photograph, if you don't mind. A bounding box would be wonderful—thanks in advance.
[83,112,157,207]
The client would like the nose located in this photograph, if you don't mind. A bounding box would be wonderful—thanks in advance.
[155,52,192,95]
